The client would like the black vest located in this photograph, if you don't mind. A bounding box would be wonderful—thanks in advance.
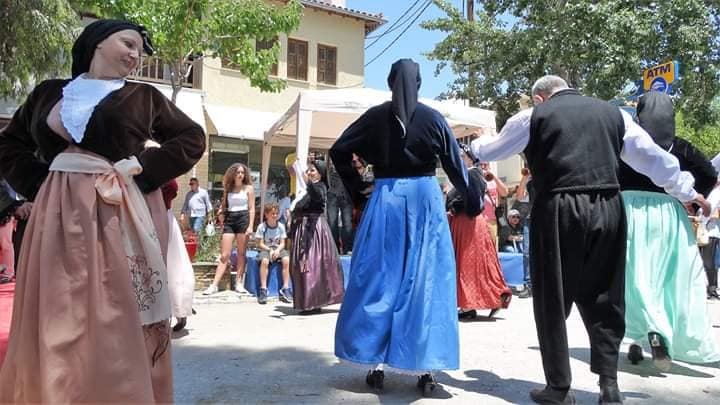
[525,89,625,196]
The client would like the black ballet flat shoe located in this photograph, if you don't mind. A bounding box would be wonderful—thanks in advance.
[172,317,187,332]
[627,344,644,365]
[365,370,384,390]
[529,386,576,404]
[458,309,478,320]
[417,373,436,397]
[648,332,672,372]
[298,308,322,315]
[599,376,623,404]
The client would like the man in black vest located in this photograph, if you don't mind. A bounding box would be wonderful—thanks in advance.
[471,75,710,404]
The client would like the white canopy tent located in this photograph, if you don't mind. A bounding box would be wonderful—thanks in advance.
[260,88,497,209]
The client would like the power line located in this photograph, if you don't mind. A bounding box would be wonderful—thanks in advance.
[365,0,424,46]
[365,0,433,67]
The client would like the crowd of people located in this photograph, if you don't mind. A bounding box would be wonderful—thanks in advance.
[0,18,718,404]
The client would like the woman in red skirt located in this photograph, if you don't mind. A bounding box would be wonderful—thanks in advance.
[447,145,511,319]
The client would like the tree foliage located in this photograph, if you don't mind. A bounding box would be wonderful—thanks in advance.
[423,0,720,128]
[79,0,302,102]
[677,112,720,158]
[0,0,79,98]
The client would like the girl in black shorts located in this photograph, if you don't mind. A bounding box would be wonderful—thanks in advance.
[203,163,255,295]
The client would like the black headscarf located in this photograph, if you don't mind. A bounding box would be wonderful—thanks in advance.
[387,59,421,131]
[636,91,675,150]
[310,160,328,185]
[72,19,154,78]
[459,143,479,165]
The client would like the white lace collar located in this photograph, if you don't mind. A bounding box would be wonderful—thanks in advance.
[60,74,125,143]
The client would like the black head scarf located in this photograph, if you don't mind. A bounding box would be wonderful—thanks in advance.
[387,59,421,131]
[311,160,328,185]
[637,91,675,150]
[459,143,479,165]
[72,19,154,78]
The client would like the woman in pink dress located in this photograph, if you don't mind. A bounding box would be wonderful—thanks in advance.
[0,20,205,402]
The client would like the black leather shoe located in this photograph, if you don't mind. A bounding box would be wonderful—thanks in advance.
[417,373,436,397]
[365,369,384,390]
[529,386,576,404]
[172,317,187,332]
[627,344,644,365]
[458,309,477,320]
[648,332,672,372]
[599,375,623,404]
[516,288,532,298]
[298,307,322,315]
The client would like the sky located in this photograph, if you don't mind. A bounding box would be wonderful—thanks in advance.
[347,0,466,99]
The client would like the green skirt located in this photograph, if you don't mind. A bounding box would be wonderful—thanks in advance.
[623,190,720,363]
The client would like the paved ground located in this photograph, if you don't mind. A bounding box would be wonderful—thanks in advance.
[172,292,720,404]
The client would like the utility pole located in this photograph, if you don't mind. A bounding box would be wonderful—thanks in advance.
[466,0,477,106]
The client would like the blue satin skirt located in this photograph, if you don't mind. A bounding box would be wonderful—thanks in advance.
[334,176,459,372]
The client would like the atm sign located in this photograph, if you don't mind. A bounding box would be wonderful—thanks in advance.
[643,61,679,93]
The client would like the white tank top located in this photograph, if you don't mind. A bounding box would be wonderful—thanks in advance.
[227,190,249,212]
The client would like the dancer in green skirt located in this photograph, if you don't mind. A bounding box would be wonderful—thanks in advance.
[619,91,720,371]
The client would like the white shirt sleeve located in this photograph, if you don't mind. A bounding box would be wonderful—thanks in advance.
[705,186,720,217]
[290,159,308,211]
[619,109,697,202]
[470,108,532,162]
[255,223,265,239]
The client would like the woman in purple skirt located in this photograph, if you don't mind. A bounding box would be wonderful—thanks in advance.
[290,159,345,314]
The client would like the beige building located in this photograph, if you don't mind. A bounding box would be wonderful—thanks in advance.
[159,0,385,209]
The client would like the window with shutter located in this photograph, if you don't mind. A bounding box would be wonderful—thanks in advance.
[317,44,337,85]
[287,38,308,81]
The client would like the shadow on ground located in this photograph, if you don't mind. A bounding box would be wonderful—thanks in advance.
[174,344,456,404]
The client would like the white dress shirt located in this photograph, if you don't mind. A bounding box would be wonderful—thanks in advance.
[471,108,698,202]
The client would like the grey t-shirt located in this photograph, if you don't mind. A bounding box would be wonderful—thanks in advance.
[255,222,287,248]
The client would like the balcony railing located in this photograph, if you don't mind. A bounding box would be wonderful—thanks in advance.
[130,56,195,88]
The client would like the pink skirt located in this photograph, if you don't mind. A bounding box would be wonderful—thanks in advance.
[0,149,173,403]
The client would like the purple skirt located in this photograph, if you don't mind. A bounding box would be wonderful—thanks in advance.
[290,213,344,310]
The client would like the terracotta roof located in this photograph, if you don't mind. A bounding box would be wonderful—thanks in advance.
[299,0,385,34]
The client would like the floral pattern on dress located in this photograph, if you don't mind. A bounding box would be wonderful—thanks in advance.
[128,254,164,312]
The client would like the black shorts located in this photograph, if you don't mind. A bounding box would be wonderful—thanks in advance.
[223,211,250,234]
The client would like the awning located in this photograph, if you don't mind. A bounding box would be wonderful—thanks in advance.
[204,104,280,141]
[146,82,207,133]
[260,87,498,211]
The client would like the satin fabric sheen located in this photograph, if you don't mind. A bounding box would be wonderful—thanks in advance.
[623,190,720,363]
[0,147,173,402]
[290,213,345,311]
[335,177,460,372]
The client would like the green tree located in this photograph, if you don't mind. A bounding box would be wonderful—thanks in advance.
[79,0,302,102]
[423,0,720,128]
[0,0,79,99]
[677,111,720,158]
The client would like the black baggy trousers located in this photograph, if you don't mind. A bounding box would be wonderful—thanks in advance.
[530,190,627,390]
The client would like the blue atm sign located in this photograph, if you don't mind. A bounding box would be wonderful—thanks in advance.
[643,61,679,93]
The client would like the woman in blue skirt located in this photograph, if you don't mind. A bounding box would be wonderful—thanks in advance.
[330,59,482,396]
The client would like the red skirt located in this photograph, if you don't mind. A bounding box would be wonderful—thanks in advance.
[449,213,511,310]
